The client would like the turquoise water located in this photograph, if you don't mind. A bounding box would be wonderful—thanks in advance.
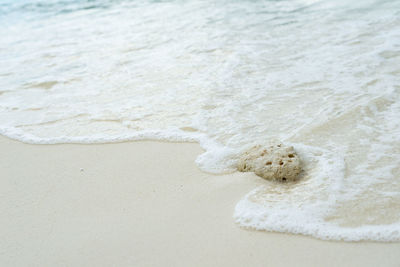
[1,0,400,241]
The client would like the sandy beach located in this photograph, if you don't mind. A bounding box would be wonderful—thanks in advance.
[1,136,399,266]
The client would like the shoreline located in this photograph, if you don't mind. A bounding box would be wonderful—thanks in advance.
[1,136,400,266]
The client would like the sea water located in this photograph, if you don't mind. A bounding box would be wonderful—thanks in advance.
[1,0,399,241]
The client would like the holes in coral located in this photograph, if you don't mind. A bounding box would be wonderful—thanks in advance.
[279,161,283,165]
[265,161,272,165]
[282,177,287,181]
[260,149,267,156]
[288,154,294,158]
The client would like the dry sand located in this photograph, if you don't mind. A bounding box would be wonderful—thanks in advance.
[1,136,399,266]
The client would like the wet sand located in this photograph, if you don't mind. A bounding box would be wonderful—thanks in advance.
[1,136,399,266]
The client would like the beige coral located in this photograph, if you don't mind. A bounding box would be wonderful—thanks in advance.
[237,143,302,182]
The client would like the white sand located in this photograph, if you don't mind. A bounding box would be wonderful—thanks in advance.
[1,136,399,266]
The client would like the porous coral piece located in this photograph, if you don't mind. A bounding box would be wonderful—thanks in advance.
[237,143,302,182]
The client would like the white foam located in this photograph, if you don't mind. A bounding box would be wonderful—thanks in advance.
[235,195,400,242]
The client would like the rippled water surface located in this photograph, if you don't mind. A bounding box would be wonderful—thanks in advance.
[1,0,400,241]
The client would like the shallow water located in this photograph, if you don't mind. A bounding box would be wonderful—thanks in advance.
[1,0,400,241]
